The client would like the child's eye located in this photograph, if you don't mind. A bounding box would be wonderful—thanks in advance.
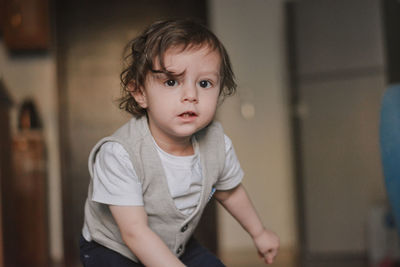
[164,79,178,87]
[199,80,212,88]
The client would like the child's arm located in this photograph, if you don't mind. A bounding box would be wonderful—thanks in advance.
[110,205,185,267]
[214,184,279,264]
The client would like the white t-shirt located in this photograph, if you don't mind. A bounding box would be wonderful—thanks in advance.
[92,134,243,208]
[83,134,243,240]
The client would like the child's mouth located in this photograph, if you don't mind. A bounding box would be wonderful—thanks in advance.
[179,112,197,118]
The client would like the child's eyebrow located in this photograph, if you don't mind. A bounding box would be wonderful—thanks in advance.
[150,69,185,80]
[199,71,220,78]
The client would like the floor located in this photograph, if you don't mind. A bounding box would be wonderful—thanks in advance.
[220,249,370,267]
[55,249,372,267]
[220,249,297,267]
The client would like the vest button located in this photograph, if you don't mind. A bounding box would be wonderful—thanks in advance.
[176,244,183,254]
[181,224,188,232]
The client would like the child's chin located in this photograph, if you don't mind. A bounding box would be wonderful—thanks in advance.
[174,125,203,137]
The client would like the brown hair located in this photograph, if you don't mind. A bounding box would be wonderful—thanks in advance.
[119,18,237,117]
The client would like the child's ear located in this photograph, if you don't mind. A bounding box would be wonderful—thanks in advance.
[129,82,148,108]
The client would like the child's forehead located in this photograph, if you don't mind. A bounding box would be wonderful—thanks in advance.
[148,43,221,73]
[160,43,220,60]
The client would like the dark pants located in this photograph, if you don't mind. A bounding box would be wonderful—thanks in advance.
[79,235,225,267]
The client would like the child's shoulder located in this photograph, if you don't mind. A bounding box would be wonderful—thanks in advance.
[111,116,148,141]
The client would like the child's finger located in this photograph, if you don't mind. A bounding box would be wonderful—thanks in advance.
[262,254,271,264]
[263,250,277,264]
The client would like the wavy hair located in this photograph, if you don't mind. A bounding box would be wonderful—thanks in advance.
[119,18,237,117]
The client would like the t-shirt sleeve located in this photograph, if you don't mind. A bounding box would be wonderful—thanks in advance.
[92,142,144,206]
[214,135,244,191]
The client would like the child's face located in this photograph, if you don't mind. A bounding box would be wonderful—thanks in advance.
[134,45,221,145]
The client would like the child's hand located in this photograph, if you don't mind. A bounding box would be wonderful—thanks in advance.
[253,228,280,265]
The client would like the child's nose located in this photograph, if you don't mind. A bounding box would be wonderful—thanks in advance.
[181,84,198,103]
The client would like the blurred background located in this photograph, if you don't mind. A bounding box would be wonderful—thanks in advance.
[0,0,399,266]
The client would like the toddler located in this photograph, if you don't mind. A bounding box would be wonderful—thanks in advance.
[80,18,279,267]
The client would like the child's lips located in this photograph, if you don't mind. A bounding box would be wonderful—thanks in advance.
[178,111,198,119]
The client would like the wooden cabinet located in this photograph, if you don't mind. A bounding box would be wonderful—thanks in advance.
[2,0,50,50]
[0,98,49,266]
[10,131,49,267]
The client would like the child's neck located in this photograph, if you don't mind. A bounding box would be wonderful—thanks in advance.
[153,136,194,156]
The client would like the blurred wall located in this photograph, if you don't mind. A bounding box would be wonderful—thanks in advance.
[0,42,63,262]
[209,0,298,253]
[292,0,386,256]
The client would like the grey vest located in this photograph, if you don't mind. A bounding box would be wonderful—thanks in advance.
[83,116,226,262]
